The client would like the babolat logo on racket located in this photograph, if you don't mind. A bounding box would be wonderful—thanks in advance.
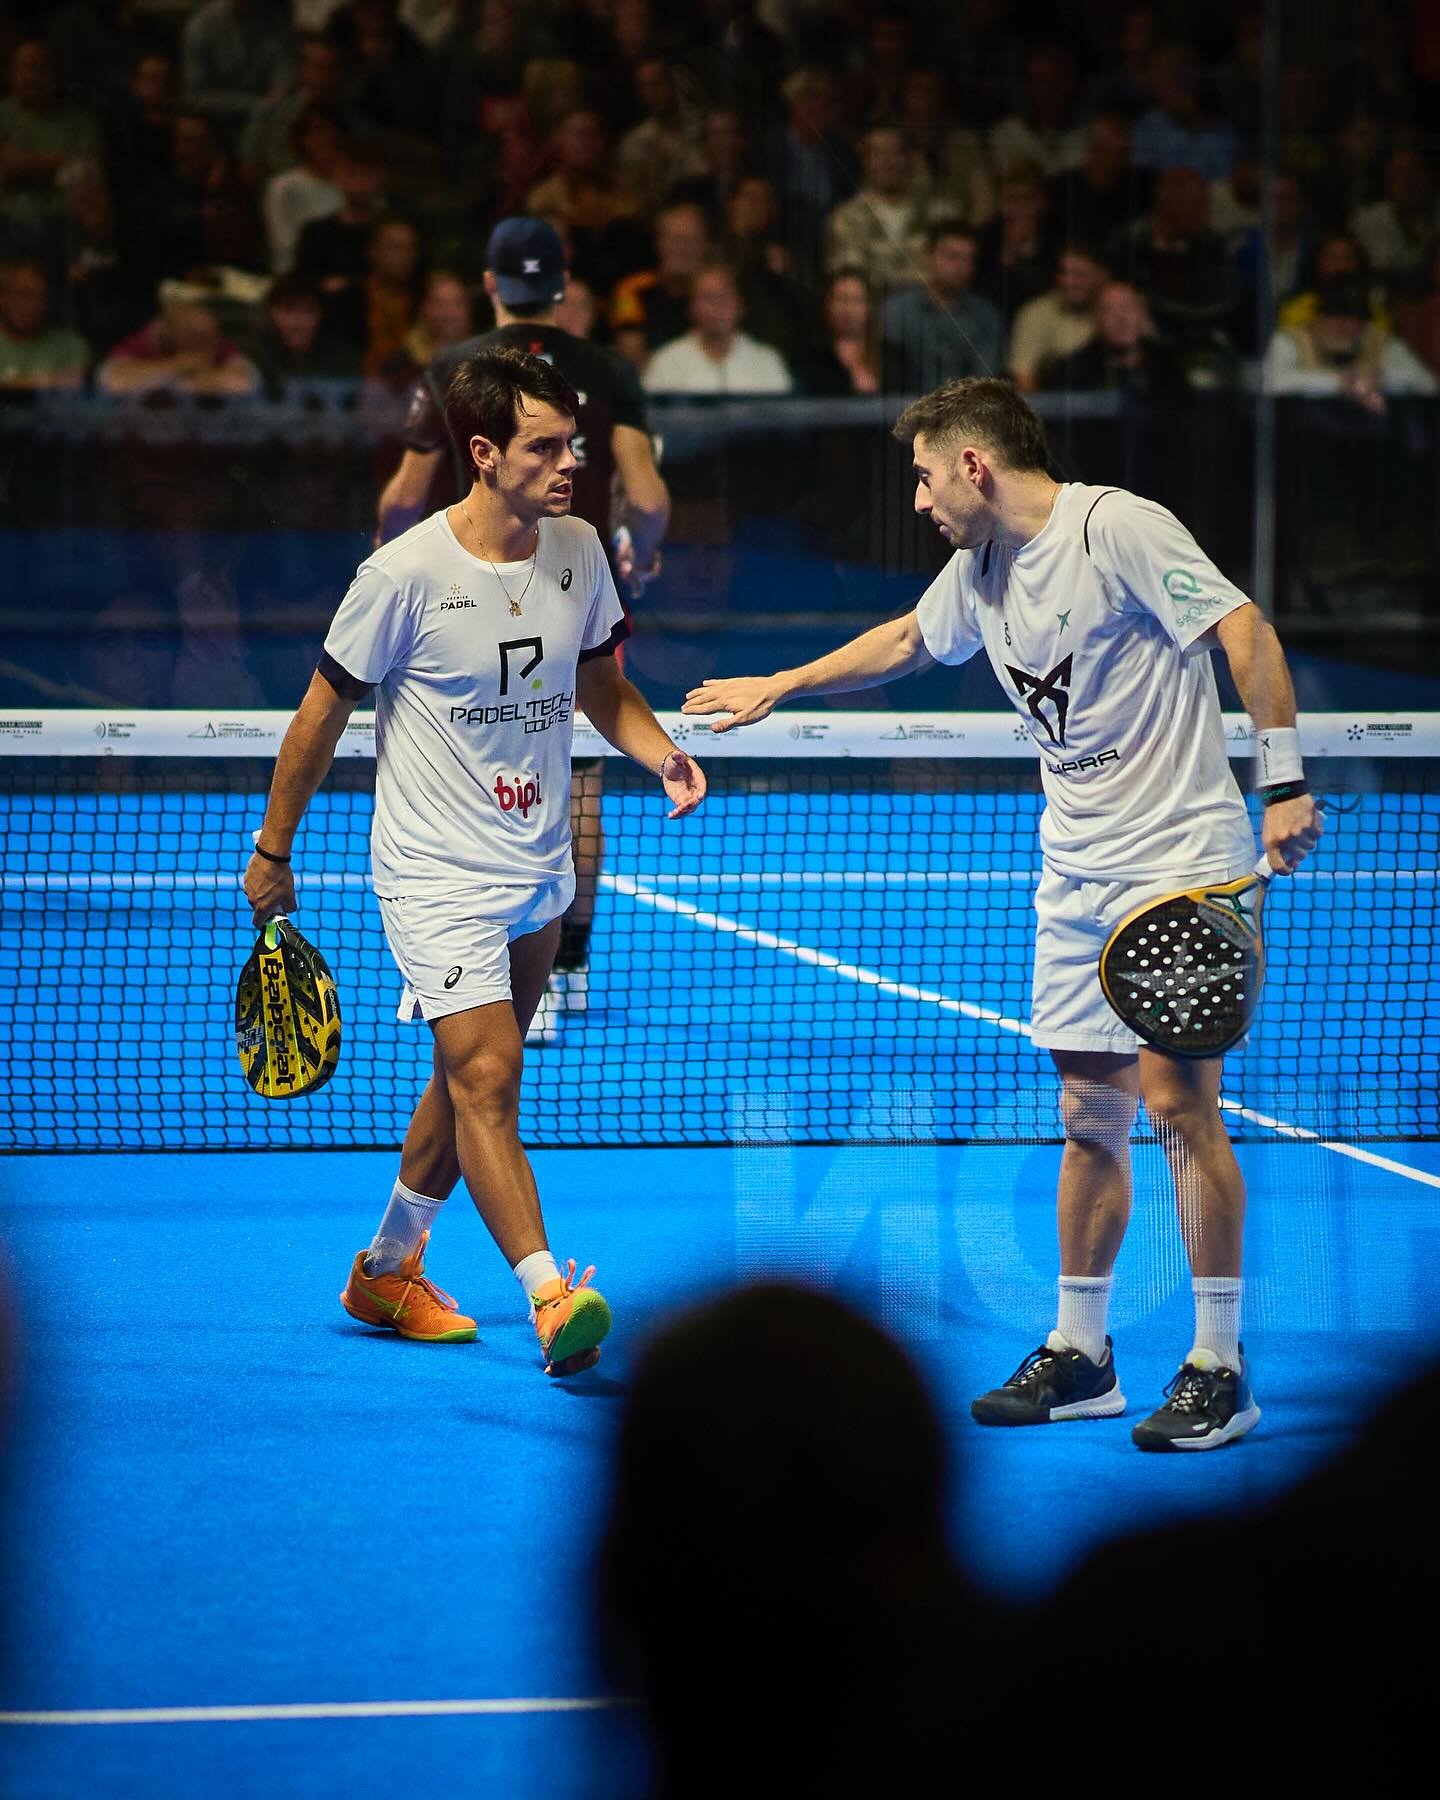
[235,919,341,1100]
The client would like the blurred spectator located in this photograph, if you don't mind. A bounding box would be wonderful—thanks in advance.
[0,258,88,388]
[1209,157,1260,238]
[438,1,538,144]
[599,1284,993,1797]
[1276,232,1390,334]
[379,265,470,388]
[1086,2,1160,118]
[244,271,358,393]
[1216,5,1263,152]
[1009,244,1107,391]
[1131,44,1236,181]
[1278,64,1330,192]
[39,0,138,119]
[667,106,753,234]
[1049,113,1144,251]
[129,112,265,286]
[975,160,1057,320]
[97,299,261,396]
[181,0,295,125]
[263,106,346,273]
[1263,274,1436,408]
[899,68,995,230]
[294,140,386,289]
[846,7,914,127]
[241,33,353,181]
[792,268,879,395]
[642,260,792,394]
[764,67,857,288]
[881,222,1004,390]
[552,271,598,340]
[826,126,948,297]
[615,58,706,220]
[1110,166,1240,363]
[325,212,421,374]
[328,0,436,139]
[610,200,709,371]
[0,40,102,249]
[1046,278,1186,397]
[107,52,178,205]
[400,0,463,50]
[990,43,1085,179]
[1350,149,1440,294]
[525,108,646,289]
[725,174,819,366]
[1231,172,1321,343]
[1400,245,1440,378]
[60,174,148,349]
[1321,111,1386,226]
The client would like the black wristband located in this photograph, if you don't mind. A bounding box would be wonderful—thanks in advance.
[253,843,292,865]
[1259,780,1309,805]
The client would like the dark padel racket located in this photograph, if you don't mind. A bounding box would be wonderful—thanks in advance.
[1099,857,1277,1057]
[235,917,342,1098]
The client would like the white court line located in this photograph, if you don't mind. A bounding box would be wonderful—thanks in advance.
[0,1697,625,1727]
[607,877,1440,1191]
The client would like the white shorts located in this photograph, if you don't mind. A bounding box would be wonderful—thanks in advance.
[378,873,575,1023]
[1030,858,1254,1055]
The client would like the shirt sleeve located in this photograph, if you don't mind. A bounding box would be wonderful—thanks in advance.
[914,554,984,666]
[1087,491,1253,651]
[604,345,650,432]
[402,364,449,453]
[322,560,418,688]
[577,537,632,663]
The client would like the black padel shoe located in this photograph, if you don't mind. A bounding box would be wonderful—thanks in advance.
[1132,1346,1260,1451]
[972,1334,1126,1425]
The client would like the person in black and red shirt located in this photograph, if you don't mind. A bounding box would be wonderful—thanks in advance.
[378,218,670,1043]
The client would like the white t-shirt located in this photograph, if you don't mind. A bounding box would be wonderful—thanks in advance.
[323,510,628,896]
[915,483,1255,880]
[642,331,793,394]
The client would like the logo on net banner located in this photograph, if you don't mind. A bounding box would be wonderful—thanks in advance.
[494,771,543,818]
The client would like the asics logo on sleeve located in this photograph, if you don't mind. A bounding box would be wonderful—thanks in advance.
[494,773,542,817]
[1006,653,1074,746]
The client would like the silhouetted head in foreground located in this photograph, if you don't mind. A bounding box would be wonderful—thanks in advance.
[599,1283,988,1796]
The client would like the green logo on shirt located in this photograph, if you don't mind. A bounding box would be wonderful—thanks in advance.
[1163,568,1226,631]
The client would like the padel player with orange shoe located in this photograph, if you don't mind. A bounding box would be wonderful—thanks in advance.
[684,377,1320,1448]
[245,347,705,1374]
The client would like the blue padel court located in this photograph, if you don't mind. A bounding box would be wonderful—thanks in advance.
[2,1141,1439,1797]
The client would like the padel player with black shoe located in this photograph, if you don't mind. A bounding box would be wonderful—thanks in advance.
[245,347,705,1375]
[378,219,670,1046]
[683,377,1321,1450]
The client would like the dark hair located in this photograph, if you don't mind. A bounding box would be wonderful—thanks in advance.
[925,218,975,253]
[267,272,323,310]
[445,346,579,466]
[893,376,1051,472]
[503,298,555,320]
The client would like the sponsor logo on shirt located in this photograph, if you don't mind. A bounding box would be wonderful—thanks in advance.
[1164,567,1227,631]
[494,772,543,818]
[1005,653,1073,746]
[1046,748,1121,775]
[449,692,574,734]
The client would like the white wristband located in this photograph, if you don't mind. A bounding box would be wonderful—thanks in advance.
[1255,727,1303,787]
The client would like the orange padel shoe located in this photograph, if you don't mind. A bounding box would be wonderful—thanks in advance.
[532,1261,612,1376]
[340,1230,477,1343]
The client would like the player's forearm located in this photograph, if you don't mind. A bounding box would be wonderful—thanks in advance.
[1224,611,1298,731]
[258,678,356,853]
[773,612,931,701]
[622,487,669,569]
[580,671,677,771]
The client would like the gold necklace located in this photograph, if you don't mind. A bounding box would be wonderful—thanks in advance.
[459,501,538,617]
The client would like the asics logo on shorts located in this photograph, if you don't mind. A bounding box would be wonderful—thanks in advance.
[444,966,463,989]
[494,773,543,817]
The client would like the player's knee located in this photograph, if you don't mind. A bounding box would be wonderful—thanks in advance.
[445,1047,521,1126]
[1060,1077,1138,1155]
[1141,1069,1217,1144]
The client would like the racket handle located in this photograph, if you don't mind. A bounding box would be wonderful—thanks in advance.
[1253,854,1274,884]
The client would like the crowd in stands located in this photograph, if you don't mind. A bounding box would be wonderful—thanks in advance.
[1,0,1439,410]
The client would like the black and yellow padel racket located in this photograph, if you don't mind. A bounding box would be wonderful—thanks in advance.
[235,917,342,1098]
[1099,857,1277,1057]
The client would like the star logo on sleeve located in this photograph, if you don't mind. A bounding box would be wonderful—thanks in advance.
[1006,653,1073,746]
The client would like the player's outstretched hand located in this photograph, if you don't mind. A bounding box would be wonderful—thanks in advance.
[244,851,297,926]
[681,676,785,732]
[661,749,706,819]
[1262,794,1324,875]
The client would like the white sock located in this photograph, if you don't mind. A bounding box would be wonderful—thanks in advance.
[1191,1277,1242,1367]
[363,1178,446,1274]
[514,1250,562,1309]
[1052,1275,1113,1364]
